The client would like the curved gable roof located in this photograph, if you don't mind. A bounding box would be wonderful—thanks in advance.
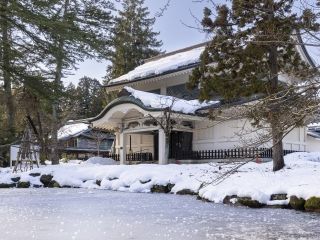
[90,87,219,123]
[89,95,164,123]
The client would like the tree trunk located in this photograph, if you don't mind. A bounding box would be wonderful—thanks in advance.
[270,114,284,171]
[50,40,63,165]
[51,103,60,165]
[36,112,48,164]
[51,55,62,165]
[50,0,70,165]
[267,28,285,171]
[1,0,15,140]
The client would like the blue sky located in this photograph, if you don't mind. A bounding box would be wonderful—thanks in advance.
[64,0,213,85]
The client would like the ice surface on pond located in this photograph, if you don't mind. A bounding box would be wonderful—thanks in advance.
[0,189,319,240]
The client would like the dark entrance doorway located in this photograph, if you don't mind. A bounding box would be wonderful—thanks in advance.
[169,131,193,159]
[153,132,159,161]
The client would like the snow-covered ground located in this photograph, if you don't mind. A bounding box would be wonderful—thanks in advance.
[1,153,320,206]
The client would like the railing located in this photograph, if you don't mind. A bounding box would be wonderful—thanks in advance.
[104,152,153,162]
[105,153,120,161]
[104,148,299,162]
[126,152,153,162]
[175,148,299,160]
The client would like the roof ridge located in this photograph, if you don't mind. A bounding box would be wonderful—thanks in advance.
[144,41,209,64]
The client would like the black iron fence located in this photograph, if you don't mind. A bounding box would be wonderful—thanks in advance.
[126,152,153,162]
[175,148,299,160]
[105,153,120,161]
[105,148,299,162]
[105,152,153,162]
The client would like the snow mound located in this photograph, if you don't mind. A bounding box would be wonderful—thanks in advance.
[285,152,320,163]
[110,46,205,84]
[1,152,320,206]
[124,87,218,114]
[83,157,117,165]
[67,160,83,164]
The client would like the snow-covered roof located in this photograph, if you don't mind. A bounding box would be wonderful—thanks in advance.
[307,122,320,139]
[124,87,218,114]
[106,32,319,87]
[304,43,320,67]
[108,45,206,85]
[308,122,320,128]
[298,31,320,67]
[58,123,89,140]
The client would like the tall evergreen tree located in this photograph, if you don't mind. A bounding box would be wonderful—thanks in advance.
[107,0,162,80]
[188,1,319,171]
[61,83,78,113]
[0,0,114,164]
[0,0,51,142]
[36,0,113,164]
[76,77,105,119]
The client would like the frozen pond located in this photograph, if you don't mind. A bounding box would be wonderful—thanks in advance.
[0,189,319,240]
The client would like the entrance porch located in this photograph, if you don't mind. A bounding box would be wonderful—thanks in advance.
[90,95,199,165]
[114,129,193,165]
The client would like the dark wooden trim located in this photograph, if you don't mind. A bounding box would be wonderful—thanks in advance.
[175,148,299,160]
[126,152,153,162]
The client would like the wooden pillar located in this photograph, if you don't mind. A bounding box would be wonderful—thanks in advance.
[158,128,167,165]
[119,132,127,165]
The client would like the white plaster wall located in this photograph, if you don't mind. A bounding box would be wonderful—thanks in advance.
[283,127,306,151]
[124,134,154,155]
[193,119,307,151]
[306,135,320,152]
[193,119,252,150]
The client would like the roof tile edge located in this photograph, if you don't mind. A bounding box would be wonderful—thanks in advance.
[143,41,210,64]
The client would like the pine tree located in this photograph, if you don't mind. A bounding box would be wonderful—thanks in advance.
[0,0,114,164]
[76,77,105,119]
[36,0,113,164]
[15,87,54,164]
[188,1,319,171]
[107,0,162,79]
[60,83,79,117]
[0,0,51,142]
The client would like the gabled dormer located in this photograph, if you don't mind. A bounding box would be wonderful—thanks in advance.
[104,42,208,100]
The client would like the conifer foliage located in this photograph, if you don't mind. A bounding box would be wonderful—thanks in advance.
[189,0,319,171]
[76,77,106,119]
[0,0,114,164]
[0,0,50,141]
[107,0,163,79]
[38,0,113,164]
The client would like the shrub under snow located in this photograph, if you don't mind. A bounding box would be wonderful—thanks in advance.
[1,152,320,210]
